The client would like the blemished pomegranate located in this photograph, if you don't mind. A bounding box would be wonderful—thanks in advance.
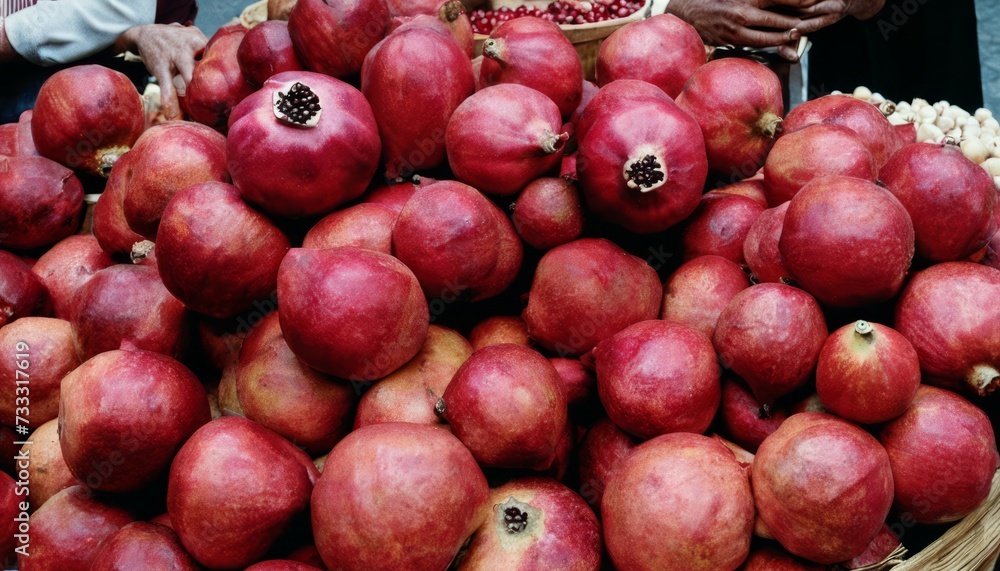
[277,247,428,381]
[577,419,637,510]
[895,262,1000,395]
[182,26,255,132]
[288,0,392,79]
[779,175,915,307]
[0,317,78,427]
[753,413,894,564]
[302,203,396,254]
[30,65,144,177]
[19,419,79,511]
[441,344,567,469]
[879,386,999,523]
[312,423,488,570]
[743,202,791,283]
[718,376,788,453]
[522,238,662,355]
[93,151,145,256]
[511,177,585,250]
[469,316,530,351]
[227,72,381,219]
[782,94,898,168]
[575,79,669,144]
[661,255,750,340]
[602,432,754,571]
[549,357,595,405]
[31,235,114,319]
[0,155,83,251]
[390,1,475,58]
[815,320,921,424]
[713,283,828,406]
[596,14,705,98]
[90,522,200,571]
[237,21,304,87]
[676,58,783,176]
[681,192,765,264]
[0,251,50,327]
[879,142,998,262]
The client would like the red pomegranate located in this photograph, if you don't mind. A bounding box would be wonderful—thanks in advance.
[469,316,530,351]
[844,525,904,569]
[93,151,145,256]
[0,250,50,327]
[288,0,392,78]
[718,376,788,453]
[245,562,319,571]
[31,65,144,177]
[91,522,199,571]
[596,14,705,98]
[31,235,114,319]
[227,72,381,218]
[740,544,826,570]
[782,94,898,168]
[661,255,750,339]
[511,177,585,251]
[743,202,791,283]
[575,79,669,144]
[708,178,769,208]
[182,26,255,132]
[0,109,37,157]
[0,155,83,250]
[19,420,79,511]
[363,174,435,213]
[549,357,596,405]
[985,208,1000,270]
[681,192,765,264]
[302,202,396,254]
[570,79,599,126]
[577,419,637,510]
[0,317,78,427]
[237,21,304,87]
[389,1,476,58]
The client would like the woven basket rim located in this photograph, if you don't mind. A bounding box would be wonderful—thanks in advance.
[472,0,652,38]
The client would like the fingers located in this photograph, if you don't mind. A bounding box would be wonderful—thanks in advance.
[176,48,197,86]
[150,61,180,120]
[777,43,801,61]
[792,12,844,33]
[797,0,847,15]
[766,0,823,8]
[738,6,803,29]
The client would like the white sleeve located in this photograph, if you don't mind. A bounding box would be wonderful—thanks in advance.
[4,0,157,66]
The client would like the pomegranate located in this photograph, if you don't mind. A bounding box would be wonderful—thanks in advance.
[19,419,79,511]
[718,377,787,453]
[895,262,1000,395]
[446,84,568,196]
[713,283,827,405]
[816,320,920,424]
[278,247,428,381]
[0,155,83,250]
[740,544,826,570]
[575,79,669,144]
[661,255,749,339]
[753,413,894,564]
[603,432,753,571]
[362,27,475,179]
[217,362,243,417]
[363,174,435,213]
[182,26,255,132]
[549,357,595,405]
[392,180,523,301]
[511,177,585,250]
[31,65,144,177]
[246,562,319,571]
[763,124,876,206]
[470,2,644,33]
[168,417,319,569]
[708,178,769,208]
[880,142,998,261]
[577,419,636,509]
[782,94,898,168]
[879,386,999,523]
[469,316,530,351]
[743,202,791,283]
[390,1,476,58]
[312,423,488,570]
[442,344,567,469]
[779,176,914,307]
[288,0,392,79]
[479,17,583,119]
[237,21,304,87]
[676,58,783,176]
[459,478,602,571]
[596,14,705,97]
[0,474,16,558]
[90,522,199,571]
[93,151,145,256]
[227,72,381,218]
[681,193,765,264]
[302,203,395,253]
[985,208,1000,270]
[31,235,114,319]
[0,250,50,327]
[523,238,661,355]
[843,524,904,569]
[0,317,78,426]
[0,110,37,156]
[570,79,600,127]
[594,320,721,439]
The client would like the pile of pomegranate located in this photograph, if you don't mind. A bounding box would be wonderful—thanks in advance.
[0,1,998,569]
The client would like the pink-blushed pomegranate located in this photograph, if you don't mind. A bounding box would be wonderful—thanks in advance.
[459,478,602,571]
[895,262,1000,395]
[763,124,876,206]
[714,283,827,406]
[302,202,395,253]
[30,65,144,177]
[236,312,355,454]
[782,94,898,168]
[19,419,79,511]
[985,208,1000,270]
[719,377,788,453]
[0,317,78,426]
[550,357,596,405]
[753,413,894,564]
[168,417,319,569]
[390,1,475,58]
[893,121,917,149]
[392,180,523,301]
[237,21,304,87]
[743,202,790,283]
[816,320,920,424]
[779,175,915,307]
[842,525,903,570]
[0,473,16,560]
[278,247,428,381]
[603,432,753,571]
[577,419,636,510]
[90,522,200,571]
[708,178,769,208]
[880,142,998,262]
[288,0,392,79]
[661,255,749,339]
[681,192,765,264]
[740,544,826,570]
[0,110,37,157]
[523,238,662,355]
[469,316,530,351]
[312,423,488,570]
[676,58,783,176]
[479,17,583,118]
[446,84,568,196]
[363,174,435,214]
[246,562,320,571]
[575,79,669,144]
[362,27,474,179]
[182,26,255,132]
[0,250,50,327]
[227,72,381,218]
[93,151,144,256]
[156,182,289,318]
[121,121,229,239]
[596,14,705,97]
[577,95,708,234]
[511,177,585,250]
[0,155,83,251]
[31,235,114,319]
[594,320,721,439]
[879,386,999,523]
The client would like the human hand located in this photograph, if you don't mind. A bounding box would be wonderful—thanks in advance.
[786,0,886,36]
[667,0,804,49]
[118,24,207,119]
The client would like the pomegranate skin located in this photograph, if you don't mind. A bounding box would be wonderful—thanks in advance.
[0,317,79,427]
[713,283,828,406]
[681,193,765,264]
[718,377,788,453]
[479,17,583,118]
[577,419,636,510]
[740,544,826,570]
[895,262,1000,396]
[676,58,784,176]
[763,124,876,206]
[312,423,488,570]
[0,473,16,559]
[511,177,585,251]
[31,235,114,319]
[816,320,921,424]
[985,209,1000,270]
[595,14,705,98]
[575,79,670,144]
[446,84,568,196]
[19,419,80,511]
[782,94,898,168]
[31,65,144,177]
[237,21,304,87]
[93,151,145,256]
[879,142,998,262]
[522,238,662,356]
[549,357,595,405]
[246,562,319,571]
[708,178,769,208]
[469,316,530,351]
[303,203,396,254]
[277,247,428,381]
[602,432,754,571]
[743,202,791,283]
[390,2,476,58]
[594,320,721,439]
[844,524,903,569]
[0,109,37,156]
[183,27,255,132]
[0,155,83,250]
[661,255,749,340]
[0,250,51,327]
[392,180,523,301]
[90,522,200,571]
[879,386,999,523]
[288,0,392,79]
[779,175,915,307]
[364,174,435,214]
[227,72,381,219]
[362,27,475,179]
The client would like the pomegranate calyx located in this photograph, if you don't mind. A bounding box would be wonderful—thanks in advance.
[854,320,874,337]
[879,101,896,116]
[482,38,505,63]
[970,364,1000,396]
[540,130,569,154]
[441,0,465,22]
[755,112,783,140]
[130,240,155,264]
[98,147,129,178]
[623,153,667,193]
